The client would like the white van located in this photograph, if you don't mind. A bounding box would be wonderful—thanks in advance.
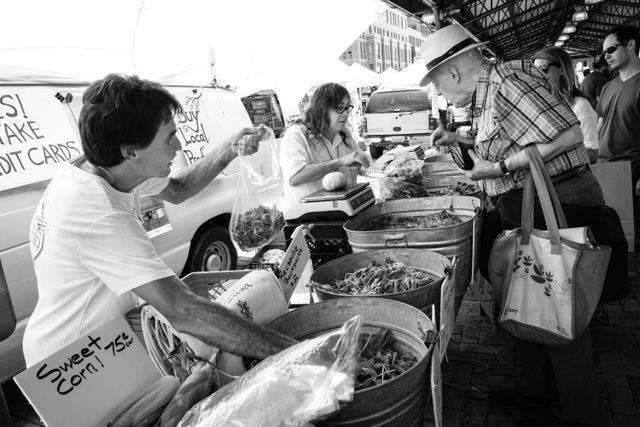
[0,83,252,384]
[362,86,435,158]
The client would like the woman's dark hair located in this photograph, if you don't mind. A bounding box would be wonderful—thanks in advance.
[606,25,640,56]
[303,82,350,139]
[79,74,183,167]
[533,47,589,105]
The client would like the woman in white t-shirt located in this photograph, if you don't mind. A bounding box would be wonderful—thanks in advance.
[280,83,370,211]
[533,48,599,164]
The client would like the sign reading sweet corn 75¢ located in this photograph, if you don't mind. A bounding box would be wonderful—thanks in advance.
[14,316,159,427]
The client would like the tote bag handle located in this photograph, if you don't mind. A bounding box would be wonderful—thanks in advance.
[520,145,569,254]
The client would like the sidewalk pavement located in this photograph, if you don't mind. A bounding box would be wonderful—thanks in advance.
[424,253,640,427]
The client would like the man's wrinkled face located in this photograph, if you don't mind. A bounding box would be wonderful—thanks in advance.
[430,67,474,108]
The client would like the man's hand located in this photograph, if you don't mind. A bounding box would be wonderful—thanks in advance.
[464,150,501,180]
[430,128,458,147]
[635,179,640,196]
[233,125,269,156]
[339,151,370,168]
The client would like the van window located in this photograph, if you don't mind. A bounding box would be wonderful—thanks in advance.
[366,90,430,114]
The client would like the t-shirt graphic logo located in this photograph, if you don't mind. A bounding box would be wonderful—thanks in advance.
[30,202,48,261]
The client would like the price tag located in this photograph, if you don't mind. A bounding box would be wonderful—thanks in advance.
[468,274,496,323]
[14,317,159,427]
[275,225,310,302]
[438,272,455,363]
[430,341,443,427]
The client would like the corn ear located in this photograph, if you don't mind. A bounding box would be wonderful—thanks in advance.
[109,375,180,427]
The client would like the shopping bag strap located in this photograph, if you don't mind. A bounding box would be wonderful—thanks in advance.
[526,146,568,228]
[520,145,567,254]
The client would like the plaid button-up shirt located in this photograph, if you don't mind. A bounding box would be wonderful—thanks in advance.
[471,60,589,197]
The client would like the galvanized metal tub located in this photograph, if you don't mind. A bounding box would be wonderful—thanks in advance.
[343,196,482,309]
[310,249,450,314]
[266,297,435,427]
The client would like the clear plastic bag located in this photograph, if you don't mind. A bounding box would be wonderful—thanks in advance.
[374,177,430,202]
[230,128,286,253]
[177,315,362,427]
[383,159,424,185]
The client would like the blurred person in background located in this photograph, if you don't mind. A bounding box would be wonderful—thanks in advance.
[596,25,640,250]
[580,55,611,107]
[533,47,599,164]
[280,82,369,211]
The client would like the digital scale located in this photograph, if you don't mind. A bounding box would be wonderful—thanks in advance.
[284,182,375,221]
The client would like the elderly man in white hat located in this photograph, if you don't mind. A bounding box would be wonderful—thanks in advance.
[420,25,604,427]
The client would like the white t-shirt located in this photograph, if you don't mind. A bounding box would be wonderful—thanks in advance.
[279,124,362,211]
[23,162,175,366]
[572,96,599,151]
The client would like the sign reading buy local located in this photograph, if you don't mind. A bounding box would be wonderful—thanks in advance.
[0,88,83,192]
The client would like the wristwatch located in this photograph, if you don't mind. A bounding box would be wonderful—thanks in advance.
[499,159,510,176]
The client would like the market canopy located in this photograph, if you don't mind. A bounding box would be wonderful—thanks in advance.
[387,0,640,60]
[348,63,382,87]
[0,0,386,115]
[378,67,400,88]
[382,60,427,88]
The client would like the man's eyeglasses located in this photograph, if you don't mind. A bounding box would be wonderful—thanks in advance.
[538,63,559,74]
[602,43,625,56]
[334,104,354,114]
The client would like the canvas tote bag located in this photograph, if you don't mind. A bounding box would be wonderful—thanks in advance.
[488,146,611,345]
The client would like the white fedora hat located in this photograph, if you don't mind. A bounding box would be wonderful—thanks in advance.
[419,24,488,86]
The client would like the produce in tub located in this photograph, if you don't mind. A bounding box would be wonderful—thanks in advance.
[364,210,462,230]
[356,328,419,390]
[311,257,436,296]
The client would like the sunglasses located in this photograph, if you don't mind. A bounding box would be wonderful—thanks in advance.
[602,43,625,56]
[334,104,354,114]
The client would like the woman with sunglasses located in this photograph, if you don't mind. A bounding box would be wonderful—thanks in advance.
[280,82,370,210]
[533,47,599,164]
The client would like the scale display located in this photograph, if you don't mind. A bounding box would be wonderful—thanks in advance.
[285,183,375,221]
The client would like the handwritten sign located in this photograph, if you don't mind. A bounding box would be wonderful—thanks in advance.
[468,274,496,324]
[0,90,83,191]
[175,91,213,165]
[2,86,253,192]
[438,272,455,363]
[275,225,311,302]
[14,316,159,427]
[430,341,443,427]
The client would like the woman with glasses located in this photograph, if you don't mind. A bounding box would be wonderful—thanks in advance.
[533,47,599,164]
[280,82,370,210]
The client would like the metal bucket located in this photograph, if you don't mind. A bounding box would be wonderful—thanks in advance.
[310,249,450,314]
[344,196,482,309]
[266,298,435,427]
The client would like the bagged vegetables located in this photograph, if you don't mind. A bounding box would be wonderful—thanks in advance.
[229,127,286,253]
[178,316,362,427]
[374,177,430,202]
